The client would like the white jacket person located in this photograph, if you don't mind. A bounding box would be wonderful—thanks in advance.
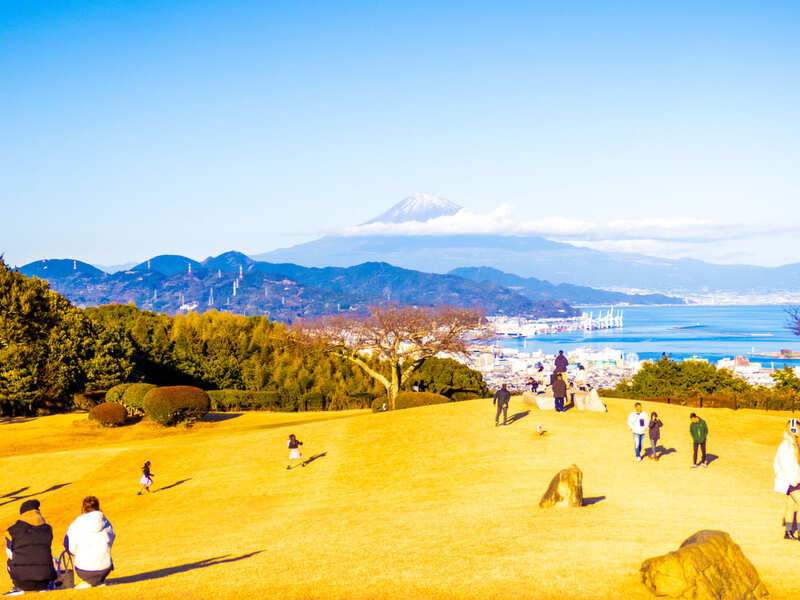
[627,408,649,435]
[66,510,116,571]
[774,430,800,494]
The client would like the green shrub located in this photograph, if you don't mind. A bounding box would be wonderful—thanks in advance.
[394,391,450,410]
[120,383,156,416]
[73,390,106,411]
[450,391,481,402]
[88,402,127,426]
[207,390,284,411]
[404,357,490,399]
[143,386,210,426]
[106,383,133,405]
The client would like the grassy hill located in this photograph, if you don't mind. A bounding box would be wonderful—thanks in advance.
[1,398,799,598]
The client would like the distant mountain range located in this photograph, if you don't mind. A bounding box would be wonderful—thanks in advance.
[19,253,582,321]
[449,267,681,305]
[254,195,800,294]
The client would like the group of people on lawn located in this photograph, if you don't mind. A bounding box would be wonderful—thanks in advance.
[5,496,115,593]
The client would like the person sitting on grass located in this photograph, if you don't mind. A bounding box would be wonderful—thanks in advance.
[138,460,154,495]
[287,434,303,469]
[65,496,116,588]
[5,499,56,594]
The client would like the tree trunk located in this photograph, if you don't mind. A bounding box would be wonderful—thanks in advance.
[389,362,401,410]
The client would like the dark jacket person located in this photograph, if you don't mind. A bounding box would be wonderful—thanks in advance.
[493,384,511,426]
[5,499,56,592]
[552,373,568,412]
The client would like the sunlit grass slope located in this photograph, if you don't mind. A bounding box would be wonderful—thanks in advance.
[1,397,799,599]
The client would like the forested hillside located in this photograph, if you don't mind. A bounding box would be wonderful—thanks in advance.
[0,260,488,415]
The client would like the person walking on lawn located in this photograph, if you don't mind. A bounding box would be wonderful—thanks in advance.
[627,402,649,461]
[648,412,663,460]
[493,384,511,426]
[552,373,568,413]
[774,418,800,540]
[138,461,153,495]
[287,434,303,469]
[690,412,709,468]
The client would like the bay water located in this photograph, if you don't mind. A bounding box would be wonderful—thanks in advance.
[499,305,800,366]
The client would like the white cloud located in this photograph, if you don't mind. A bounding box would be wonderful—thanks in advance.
[335,204,800,266]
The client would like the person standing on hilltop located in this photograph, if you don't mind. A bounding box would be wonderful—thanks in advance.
[552,373,568,413]
[689,413,709,468]
[627,402,649,462]
[493,384,511,426]
[554,350,568,374]
[648,412,663,460]
[774,419,800,540]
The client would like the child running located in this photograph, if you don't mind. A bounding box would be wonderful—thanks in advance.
[138,461,154,495]
[287,434,303,470]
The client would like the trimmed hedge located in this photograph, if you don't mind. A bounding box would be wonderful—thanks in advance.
[143,386,210,426]
[394,391,450,410]
[89,402,127,426]
[106,383,133,405]
[73,390,106,411]
[120,383,156,416]
[208,390,283,412]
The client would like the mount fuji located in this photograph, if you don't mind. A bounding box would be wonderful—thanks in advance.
[363,193,463,224]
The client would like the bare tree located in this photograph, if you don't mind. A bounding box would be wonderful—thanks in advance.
[789,307,800,337]
[294,305,488,409]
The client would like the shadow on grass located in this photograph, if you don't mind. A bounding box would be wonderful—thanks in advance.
[0,417,36,424]
[201,413,242,423]
[153,479,192,493]
[706,453,719,465]
[646,446,677,458]
[506,411,530,425]
[0,483,71,508]
[243,411,367,433]
[582,496,606,506]
[109,552,263,585]
[301,452,327,467]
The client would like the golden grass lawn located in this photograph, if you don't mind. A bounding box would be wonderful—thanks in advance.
[1,397,799,599]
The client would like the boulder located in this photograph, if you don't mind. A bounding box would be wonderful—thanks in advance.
[640,530,768,599]
[539,464,583,508]
[522,391,555,410]
[574,390,607,412]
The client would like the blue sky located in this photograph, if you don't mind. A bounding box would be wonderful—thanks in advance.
[1,1,798,268]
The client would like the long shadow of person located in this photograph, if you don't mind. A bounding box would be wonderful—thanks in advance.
[0,483,71,508]
[505,411,530,425]
[153,479,192,493]
[109,552,263,585]
[301,452,327,467]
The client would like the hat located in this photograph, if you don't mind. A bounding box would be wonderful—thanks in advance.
[19,499,40,514]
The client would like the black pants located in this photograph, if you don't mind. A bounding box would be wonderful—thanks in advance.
[76,566,112,586]
[10,577,51,591]
[495,403,508,424]
[693,440,707,465]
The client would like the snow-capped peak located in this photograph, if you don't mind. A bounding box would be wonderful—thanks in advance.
[364,193,463,224]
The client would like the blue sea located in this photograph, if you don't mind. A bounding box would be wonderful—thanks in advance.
[499,305,800,367]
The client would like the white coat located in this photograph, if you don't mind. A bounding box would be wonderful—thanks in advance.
[774,432,800,494]
[66,511,115,572]
[627,410,649,435]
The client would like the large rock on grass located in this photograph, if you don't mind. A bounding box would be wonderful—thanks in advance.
[522,391,555,410]
[574,390,607,412]
[539,464,583,508]
[640,530,768,599]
